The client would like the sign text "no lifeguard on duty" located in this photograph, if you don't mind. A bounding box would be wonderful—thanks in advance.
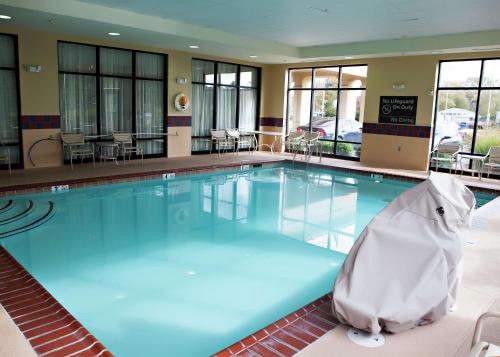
[378,96,418,125]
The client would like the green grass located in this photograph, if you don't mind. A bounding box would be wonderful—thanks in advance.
[475,128,500,154]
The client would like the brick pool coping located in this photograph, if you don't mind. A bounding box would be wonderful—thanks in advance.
[0,158,498,356]
[212,294,336,357]
[0,246,112,357]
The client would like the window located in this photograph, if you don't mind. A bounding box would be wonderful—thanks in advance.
[286,65,367,159]
[0,34,20,168]
[191,59,260,152]
[433,59,500,171]
[58,42,167,158]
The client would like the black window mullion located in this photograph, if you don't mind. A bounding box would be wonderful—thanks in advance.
[235,64,241,129]
[96,46,101,137]
[132,52,137,139]
[470,60,485,159]
[213,61,218,131]
[333,67,342,155]
[308,69,315,132]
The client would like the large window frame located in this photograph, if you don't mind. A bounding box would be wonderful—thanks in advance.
[286,64,367,161]
[58,40,168,159]
[0,33,22,169]
[432,57,500,174]
[191,58,261,154]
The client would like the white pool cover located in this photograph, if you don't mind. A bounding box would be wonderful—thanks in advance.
[332,172,476,334]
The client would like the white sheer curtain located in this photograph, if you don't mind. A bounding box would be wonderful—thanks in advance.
[239,88,257,131]
[59,74,97,134]
[136,80,163,154]
[100,77,132,135]
[192,84,214,151]
[100,48,132,76]
[216,86,237,129]
[58,42,96,73]
[0,35,19,165]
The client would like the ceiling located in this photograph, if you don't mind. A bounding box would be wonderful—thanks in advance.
[1,0,500,63]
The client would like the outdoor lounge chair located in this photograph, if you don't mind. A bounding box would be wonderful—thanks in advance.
[0,142,11,175]
[283,132,304,160]
[210,130,232,156]
[468,312,500,357]
[61,133,95,169]
[113,132,144,164]
[430,142,461,173]
[483,146,500,178]
[303,131,322,162]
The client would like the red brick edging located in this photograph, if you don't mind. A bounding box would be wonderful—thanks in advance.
[213,294,336,357]
[0,246,112,357]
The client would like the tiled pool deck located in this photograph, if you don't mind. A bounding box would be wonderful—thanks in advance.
[0,153,498,356]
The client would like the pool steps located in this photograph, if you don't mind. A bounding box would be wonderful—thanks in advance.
[0,200,55,239]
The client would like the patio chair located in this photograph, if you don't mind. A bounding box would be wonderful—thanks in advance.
[468,311,500,357]
[483,146,500,178]
[210,130,232,156]
[0,142,11,175]
[113,132,144,164]
[430,143,461,173]
[61,133,95,169]
[283,132,304,160]
[303,131,322,162]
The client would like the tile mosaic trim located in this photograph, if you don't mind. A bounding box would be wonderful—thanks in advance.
[363,122,431,138]
[167,115,191,127]
[213,294,336,357]
[0,246,112,357]
[21,115,61,130]
[259,117,284,127]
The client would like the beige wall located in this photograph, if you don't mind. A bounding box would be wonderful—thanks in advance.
[0,25,261,168]
[260,51,500,170]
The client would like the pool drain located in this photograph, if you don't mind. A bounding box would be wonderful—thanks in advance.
[347,328,385,347]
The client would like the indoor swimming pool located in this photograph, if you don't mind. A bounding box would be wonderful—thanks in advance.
[0,165,496,356]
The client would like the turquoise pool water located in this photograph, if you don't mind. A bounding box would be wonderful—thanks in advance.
[1,166,496,356]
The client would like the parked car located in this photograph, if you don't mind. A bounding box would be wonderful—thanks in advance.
[297,118,362,142]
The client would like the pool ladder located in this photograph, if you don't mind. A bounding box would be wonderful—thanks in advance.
[0,199,55,239]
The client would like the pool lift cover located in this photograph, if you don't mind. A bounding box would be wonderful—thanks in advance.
[332,172,475,334]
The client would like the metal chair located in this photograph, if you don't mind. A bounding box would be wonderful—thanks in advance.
[0,142,11,175]
[210,130,232,156]
[483,146,500,178]
[283,132,304,160]
[303,131,322,162]
[468,311,500,357]
[112,132,144,164]
[61,133,95,169]
[430,143,461,173]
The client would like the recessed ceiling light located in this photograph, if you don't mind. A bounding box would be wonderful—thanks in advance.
[108,32,120,36]
[345,56,353,59]
[0,14,12,19]
[189,45,199,49]
[249,55,258,58]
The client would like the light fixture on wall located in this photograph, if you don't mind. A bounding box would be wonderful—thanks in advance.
[345,56,353,59]
[24,65,42,73]
[392,83,406,91]
[0,14,12,19]
[176,77,188,85]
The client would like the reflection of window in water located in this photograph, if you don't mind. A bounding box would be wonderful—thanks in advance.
[280,172,358,254]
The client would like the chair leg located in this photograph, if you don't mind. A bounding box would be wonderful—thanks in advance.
[92,154,95,168]
[70,156,74,170]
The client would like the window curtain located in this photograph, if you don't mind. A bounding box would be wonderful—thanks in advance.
[216,86,237,129]
[0,35,19,165]
[136,80,163,154]
[59,74,97,135]
[192,84,214,151]
[58,42,96,73]
[100,48,132,76]
[136,52,163,79]
[100,77,132,135]
[238,88,257,132]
